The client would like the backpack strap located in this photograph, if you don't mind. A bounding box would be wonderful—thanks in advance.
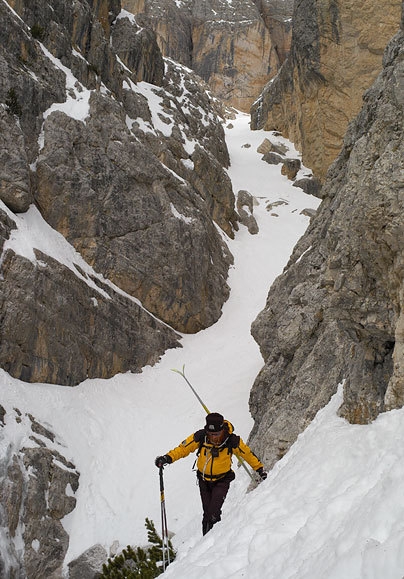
[193,429,206,456]
[190,429,206,470]
[225,433,240,454]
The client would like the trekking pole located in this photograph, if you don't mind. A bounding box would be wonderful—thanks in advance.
[171,365,256,482]
[159,466,171,571]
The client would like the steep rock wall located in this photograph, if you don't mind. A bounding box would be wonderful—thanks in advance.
[252,0,294,64]
[0,0,239,385]
[0,208,180,386]
[249,14,404,468]
[251,0,402,181]
[123,0,293,111]
[0,404,80,578]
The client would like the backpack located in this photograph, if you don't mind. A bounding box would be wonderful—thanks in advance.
[193,419,240,457]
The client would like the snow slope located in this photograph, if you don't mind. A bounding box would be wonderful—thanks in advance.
[164,385,404,579]
[2,113,403,578]
[0,111,316,561]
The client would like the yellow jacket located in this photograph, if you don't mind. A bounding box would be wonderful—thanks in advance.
[166,421,263,481]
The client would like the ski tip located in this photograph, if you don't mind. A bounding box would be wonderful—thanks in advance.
[170,365,186,375]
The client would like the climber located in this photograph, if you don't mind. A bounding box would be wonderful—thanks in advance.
[155,412,267,535]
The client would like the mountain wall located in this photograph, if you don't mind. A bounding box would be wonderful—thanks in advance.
[251,0,402,181]
[0,404,80,578]
[0,0,239,386]
[249,9,404,468]
[0,1,242,572]
[123,0,293,111]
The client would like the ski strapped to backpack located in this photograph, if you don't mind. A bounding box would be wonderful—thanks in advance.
[171,365,257,482]
[171,365,210,414]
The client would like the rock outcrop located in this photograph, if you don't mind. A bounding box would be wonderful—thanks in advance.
[253,0,294,64]
[249,14,404,468]
[251,0,402,180]
[0,0,238,385]
[0,208,180,385]
[0,405,80,578]
[68,544,108,579]
[123,0,293,111]
[236,190,259,235]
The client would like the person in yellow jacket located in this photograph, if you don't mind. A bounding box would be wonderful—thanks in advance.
[155,412,267,535]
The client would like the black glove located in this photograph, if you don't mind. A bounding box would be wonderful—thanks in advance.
[155,455,172,468]
[257,467,267,480]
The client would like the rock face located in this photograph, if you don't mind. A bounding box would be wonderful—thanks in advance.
[0,214,179,386]
[0,109,33,212]
[253,0,294,64]
[0,405,80,578]
[123,0,293,111]
[0,0,239,385]
[68,544,108,579]
[34,78,234,334]
[251,0,402,181]
[249,16,404,468]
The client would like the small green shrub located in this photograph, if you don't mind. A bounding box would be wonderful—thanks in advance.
[31,23,46,41]
[101,518,176,578]
[87,63,100,75]
[5,88,22,117]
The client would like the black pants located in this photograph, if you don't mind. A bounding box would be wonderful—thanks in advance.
[197,471,235,535]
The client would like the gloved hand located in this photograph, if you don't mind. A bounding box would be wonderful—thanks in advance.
[257,467,267,480]
[155,455,172,468]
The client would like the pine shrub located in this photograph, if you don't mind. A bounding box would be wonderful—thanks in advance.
[101,518,176,578]
[5,88,22,117]
[31,23,46,41]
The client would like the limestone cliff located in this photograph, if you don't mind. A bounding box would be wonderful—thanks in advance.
[251,0,402,181]
[0,404,80,578]
[253,0,294,64]
[249,12,404,468]
[0,0,238,386]
[123,0,293,111]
